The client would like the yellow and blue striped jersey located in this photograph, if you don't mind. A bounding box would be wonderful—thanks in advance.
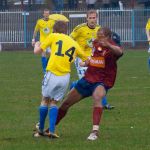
[34,18,55,42]
[70,23,100,57]
[40,33,87,76]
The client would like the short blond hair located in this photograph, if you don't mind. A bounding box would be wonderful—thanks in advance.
[87,9,98,17]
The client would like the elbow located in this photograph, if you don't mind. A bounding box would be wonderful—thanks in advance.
[118,48,124,57]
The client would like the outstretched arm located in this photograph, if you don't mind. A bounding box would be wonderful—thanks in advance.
[99,40,123,57]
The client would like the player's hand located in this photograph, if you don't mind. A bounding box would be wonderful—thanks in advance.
[35,41,41,47]
[32,39,36,47]
[99,39,110,47]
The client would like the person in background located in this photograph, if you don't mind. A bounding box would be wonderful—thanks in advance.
[86,0,97,9]
[70,9,114,109]
[146,18,150,53]
[32,9,55,73]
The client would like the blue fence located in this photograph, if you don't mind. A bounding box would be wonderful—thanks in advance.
[0,9,150,49]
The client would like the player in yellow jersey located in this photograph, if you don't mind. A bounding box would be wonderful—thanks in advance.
[32,9,55,73]
[70,10,114,109]
[146,18,150,53]
[33,21,87,138]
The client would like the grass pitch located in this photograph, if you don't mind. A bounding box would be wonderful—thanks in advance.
[0,50,150,150]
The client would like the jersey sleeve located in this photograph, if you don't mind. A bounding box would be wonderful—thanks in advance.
[70,26,79,40]
[76,44,87,61]
[40,33,54,51]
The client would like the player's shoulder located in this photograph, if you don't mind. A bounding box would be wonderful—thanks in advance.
[73,23,88,31]
[36,18,44,23]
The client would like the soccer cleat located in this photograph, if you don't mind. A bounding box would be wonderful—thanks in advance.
[33,122,44,138]
[44,128,49,134]
[45,132,60,139]
[33,131,44,138]
[35,122,40,130]
[103,104,115,110]
[87,131,99,141]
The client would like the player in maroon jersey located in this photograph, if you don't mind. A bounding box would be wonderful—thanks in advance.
[55,27,123,140]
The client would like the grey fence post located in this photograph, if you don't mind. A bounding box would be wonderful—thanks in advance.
[23,11,27,48]
[131,9,135,47]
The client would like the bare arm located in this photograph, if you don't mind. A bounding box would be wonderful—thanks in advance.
[79,57,91,67]
[34,41,43,54]
[32,30,37,47]
[99,40,123,57]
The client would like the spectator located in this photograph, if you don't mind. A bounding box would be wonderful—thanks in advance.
[86,0,97,9]
[119,1,123,10]
[102,0,110,9]
[111,0,119,9]
[0,0,8,10]
[52,0,64,11]
[68,0,78,9]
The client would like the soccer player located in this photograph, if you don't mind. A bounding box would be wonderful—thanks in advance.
[55,27,123,140]
[70,9,114,109]
[33,21,87,138]
[32,9,55,73]
[146,18,150,53]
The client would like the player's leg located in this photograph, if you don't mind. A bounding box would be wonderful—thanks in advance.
[102,96,115,110]
[41,52,48,73]
[148,42,150,53]
[56,88,83,125]
[87,85,106,141]
[73,58,114,109]
[33,97,49,137]
[46,72,70,138]
[38,97,49,132]
[70,58,86,90]
[48,99,59,138]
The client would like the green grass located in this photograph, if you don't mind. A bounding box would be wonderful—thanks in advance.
[0,50,150,150]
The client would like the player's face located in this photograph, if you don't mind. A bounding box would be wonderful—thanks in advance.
[87,13,97,28]
[43,11,50,20]
[97,29,106,40]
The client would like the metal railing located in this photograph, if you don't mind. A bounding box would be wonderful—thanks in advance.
[0,9,150,49]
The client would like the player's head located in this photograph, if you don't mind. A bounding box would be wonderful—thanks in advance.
[97,27,112,40]
[86,10,98,29]
[53,21,67,34]
[43,9,50,20]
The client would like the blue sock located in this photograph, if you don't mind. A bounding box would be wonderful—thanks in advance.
[41,56,48,73]
[70,80,78,90]
[101,96,108,107]
[39,105,48,131]
[49,105,58,133]
[148,56,150,70]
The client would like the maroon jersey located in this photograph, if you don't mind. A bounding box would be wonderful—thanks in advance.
[84,39,121,88]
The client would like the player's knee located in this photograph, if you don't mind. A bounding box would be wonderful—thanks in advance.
[41,97,49,106]
[92,93,104,107]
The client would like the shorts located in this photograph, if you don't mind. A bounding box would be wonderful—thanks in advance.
[75,57,87,79]
[75,78,108,97]
[42,71,70,101]
[46,47,51,54]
